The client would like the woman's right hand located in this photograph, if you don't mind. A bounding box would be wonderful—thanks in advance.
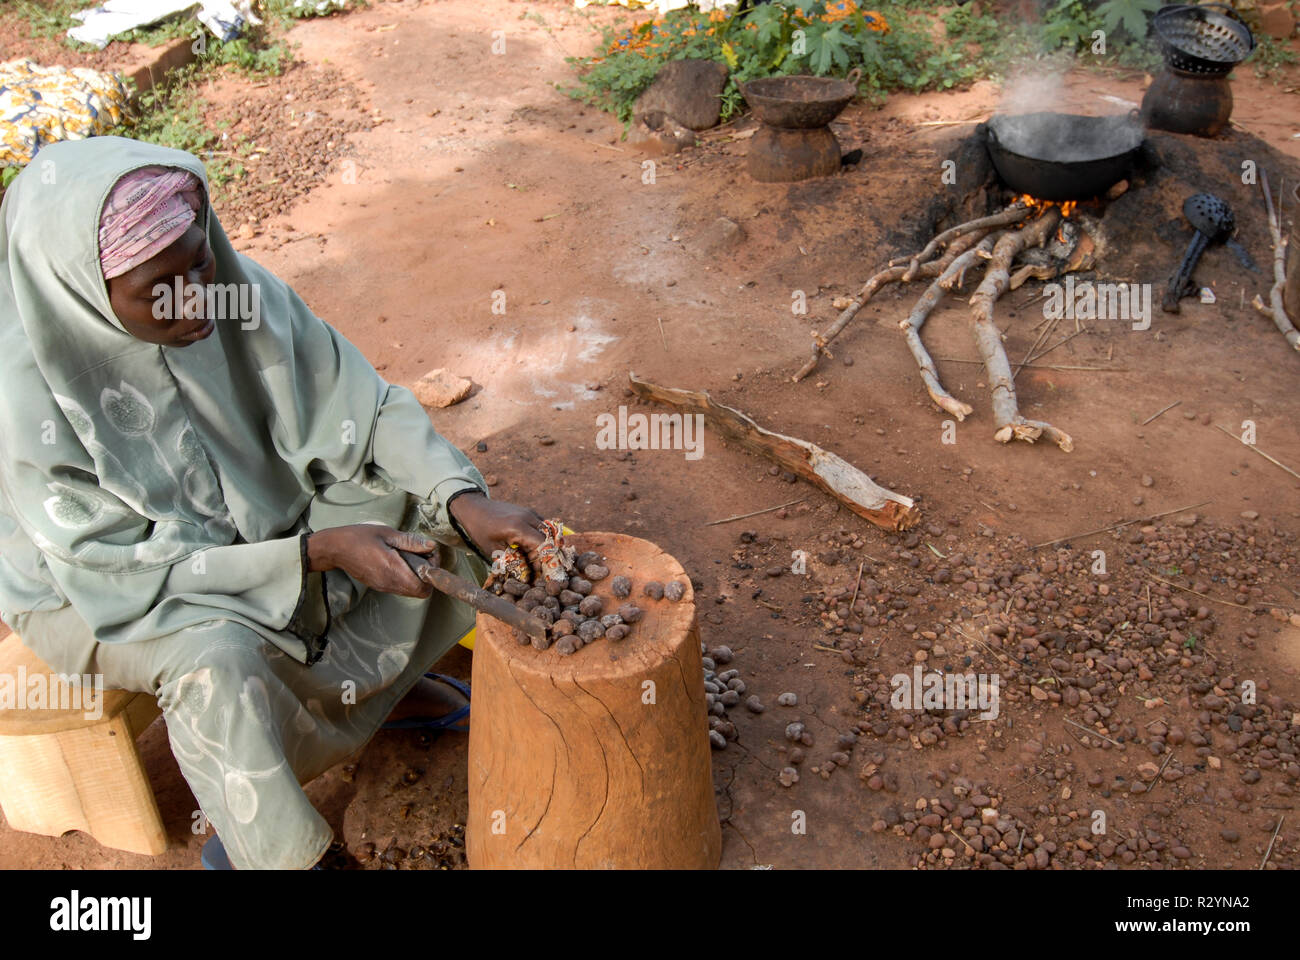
[306,524,436,598]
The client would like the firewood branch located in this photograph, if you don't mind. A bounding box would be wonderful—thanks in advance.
[1255,171,1300,352]
[627,372,920,531]
[968,209,1074,452]
[897,234,1001,421]
[900,203,1031,280]
[792,228,989,383]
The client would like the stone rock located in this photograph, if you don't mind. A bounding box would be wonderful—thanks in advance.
[633,58,728,131]
[627,114,696,155]
[412,368,472,408]
[1258,1,1296,38]
[696,216,746,254]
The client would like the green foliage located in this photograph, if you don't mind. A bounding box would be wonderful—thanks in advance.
[941,2,1002,51]
[102,13,196,47]
[1041,0,1102,51]
[1252,33,1299,79]
[1095,0,1160,41]
[7,0,82,39]
[264,0,364,20]
[564,2,1017,129]
[206,34,293,75]
[127,76,213,153]
[1037,0,1162,67]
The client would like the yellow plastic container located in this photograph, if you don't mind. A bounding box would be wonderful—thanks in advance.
[457,526,574,651]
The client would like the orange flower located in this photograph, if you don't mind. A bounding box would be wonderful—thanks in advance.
[822,0,858,22]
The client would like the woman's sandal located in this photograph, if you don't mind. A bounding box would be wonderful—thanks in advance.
[380,672,470,733]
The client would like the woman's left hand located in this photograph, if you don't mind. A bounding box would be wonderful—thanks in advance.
[449,492,547,560]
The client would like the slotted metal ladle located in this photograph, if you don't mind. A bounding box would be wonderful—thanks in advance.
[1162,193,1255,313]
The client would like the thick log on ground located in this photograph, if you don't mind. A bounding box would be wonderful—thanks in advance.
[628,373,920,530]
[466,532,721,869]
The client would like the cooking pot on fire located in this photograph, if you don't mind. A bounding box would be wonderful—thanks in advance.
[984,111,1145,202]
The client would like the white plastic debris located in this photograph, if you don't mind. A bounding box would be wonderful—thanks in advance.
[1199,287,1216,304]
[196,0,248,43]
[67,0,259,49]
[68,0,196,48]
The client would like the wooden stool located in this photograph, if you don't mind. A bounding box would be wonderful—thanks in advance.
[467,532,721,869]
[0,635,166,855]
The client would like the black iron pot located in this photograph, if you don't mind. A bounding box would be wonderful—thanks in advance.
[984,112,1145,202]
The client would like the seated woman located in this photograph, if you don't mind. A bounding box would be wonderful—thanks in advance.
[0,136,547,869]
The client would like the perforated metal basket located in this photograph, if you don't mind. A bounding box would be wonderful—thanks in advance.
[1153,3,1255,76]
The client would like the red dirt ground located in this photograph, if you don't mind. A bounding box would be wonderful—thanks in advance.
[1,0,1298,871]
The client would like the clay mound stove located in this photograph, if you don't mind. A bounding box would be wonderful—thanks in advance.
[740,69,859,182]
[794,113,1151,451]
[1141,3,1255,138]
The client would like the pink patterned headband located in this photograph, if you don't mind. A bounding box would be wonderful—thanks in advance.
[99,166,204,280]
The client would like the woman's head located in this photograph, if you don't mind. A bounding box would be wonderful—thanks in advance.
[98,165,217,347]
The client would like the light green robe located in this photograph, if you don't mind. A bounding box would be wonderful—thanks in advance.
[0,137,487,868]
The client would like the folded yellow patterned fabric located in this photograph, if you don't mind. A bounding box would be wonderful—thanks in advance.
[0,59,130,172]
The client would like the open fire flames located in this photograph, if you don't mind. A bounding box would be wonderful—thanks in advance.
[1016,194,1078,219]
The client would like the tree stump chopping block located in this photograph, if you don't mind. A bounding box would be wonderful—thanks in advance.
[467,532,721,869]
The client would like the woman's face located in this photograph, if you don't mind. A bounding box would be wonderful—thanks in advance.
[106,223,218,347]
